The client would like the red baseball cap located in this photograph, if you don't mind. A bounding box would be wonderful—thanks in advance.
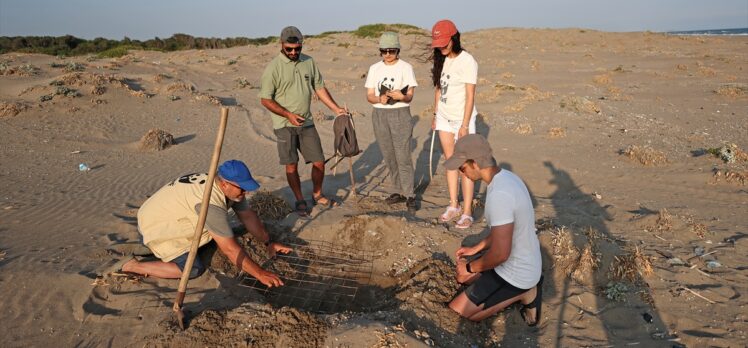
[431,19,458,48]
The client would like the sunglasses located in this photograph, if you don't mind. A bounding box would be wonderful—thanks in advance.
[379,48,399,55]
[458,163,468,173]
[283,46,302,53]
[226,181,246,194]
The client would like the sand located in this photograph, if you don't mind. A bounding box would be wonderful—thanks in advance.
[1,28,746,347]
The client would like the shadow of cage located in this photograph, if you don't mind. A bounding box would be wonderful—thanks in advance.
[238,240,374,313]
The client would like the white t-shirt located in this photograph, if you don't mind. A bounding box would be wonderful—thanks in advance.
[364,59,418,109]
[485,170,542,290]
[437,50,478,121]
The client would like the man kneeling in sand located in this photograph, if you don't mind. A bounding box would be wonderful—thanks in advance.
[117,160,290,288]
[444,135,544,326]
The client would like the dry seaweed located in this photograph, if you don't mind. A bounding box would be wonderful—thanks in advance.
[622,145,668,166]
[248,190,292,221]
[547,127,566,138]
[139,129,174,151]
[609,247,653,283]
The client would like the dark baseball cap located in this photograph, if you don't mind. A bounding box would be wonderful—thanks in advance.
[443,134,497,170]
[280,26,303,44]
[218,160,260,192]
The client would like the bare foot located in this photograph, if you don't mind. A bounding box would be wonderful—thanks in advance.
[120,258,137,273]
[523,306,537,325]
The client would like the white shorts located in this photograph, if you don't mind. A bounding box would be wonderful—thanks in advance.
[435,111,476,140]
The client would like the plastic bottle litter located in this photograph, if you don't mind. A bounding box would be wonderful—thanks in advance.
[667,257,687,266]
[78,163,91,172]
[705,260,721,269]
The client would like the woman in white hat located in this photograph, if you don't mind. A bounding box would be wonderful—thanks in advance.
[364,31,419,212]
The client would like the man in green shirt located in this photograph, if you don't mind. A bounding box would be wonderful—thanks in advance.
[259,26,347,216]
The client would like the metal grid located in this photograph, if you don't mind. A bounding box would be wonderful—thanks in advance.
[238,240,374,313]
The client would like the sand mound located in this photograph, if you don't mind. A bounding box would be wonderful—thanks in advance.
[0,63,39,76]
[165,81,196,93]
[559,95,601,114]
[547,127,566,138]
[55,72,126,88]
[512,123,533,135]
[715,83,747,97]
[151,303,329,347]
[622,145,668,166]
[0,101,30,117]
[139,128,175,151]
[713,168,748,185]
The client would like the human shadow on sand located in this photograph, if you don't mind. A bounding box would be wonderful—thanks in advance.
[542,161,668,347]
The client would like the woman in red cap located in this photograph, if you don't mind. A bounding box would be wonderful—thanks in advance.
[430,19,479,229]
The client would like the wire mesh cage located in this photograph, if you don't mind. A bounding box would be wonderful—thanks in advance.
[238,240,375,313]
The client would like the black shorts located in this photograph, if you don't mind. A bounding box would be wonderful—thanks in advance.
[273,125,325,165]
[465,270,528,308]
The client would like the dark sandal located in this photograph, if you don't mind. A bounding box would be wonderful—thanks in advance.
[295,200,310,217]
[520,275,544,327]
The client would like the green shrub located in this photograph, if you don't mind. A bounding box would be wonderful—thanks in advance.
[312,31,344,39]
[97,46,134,58]
[353,24,387,38]
[352,24,422,38]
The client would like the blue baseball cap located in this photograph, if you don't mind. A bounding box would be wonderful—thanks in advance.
[218,160,260,191]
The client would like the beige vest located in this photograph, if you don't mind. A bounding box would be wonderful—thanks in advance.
[137,173,228,262]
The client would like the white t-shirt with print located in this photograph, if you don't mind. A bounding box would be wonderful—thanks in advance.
[364,59,418,109]
[485,169,542,290]
[437,50,478,121]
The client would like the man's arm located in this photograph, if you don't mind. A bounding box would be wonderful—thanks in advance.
[260,98,305,126]
[456,223,513,282]
[210,232,284,287]
[235,208,291,257]
[315,87,347,116]
[455,233,491,258]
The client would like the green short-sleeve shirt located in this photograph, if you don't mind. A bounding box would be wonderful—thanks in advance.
[259,53,325,129]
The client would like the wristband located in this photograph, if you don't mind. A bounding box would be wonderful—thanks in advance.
[460,125,469,130]
[466,262,475,274]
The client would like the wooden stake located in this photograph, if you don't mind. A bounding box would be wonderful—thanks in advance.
[349,157,356,197]
[172,107,229,329]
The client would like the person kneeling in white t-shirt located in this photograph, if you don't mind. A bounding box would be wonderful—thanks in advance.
[443,134,544,326]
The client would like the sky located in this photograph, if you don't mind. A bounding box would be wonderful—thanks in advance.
[1,0,746,40]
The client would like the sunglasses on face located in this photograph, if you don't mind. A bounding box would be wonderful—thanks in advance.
[379,48,399,55]
[227,181,246,194]
[283,46,302,53]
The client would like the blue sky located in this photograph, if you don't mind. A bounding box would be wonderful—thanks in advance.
[1,0,746,39]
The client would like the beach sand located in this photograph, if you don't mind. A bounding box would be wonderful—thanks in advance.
[1,28,746,347]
